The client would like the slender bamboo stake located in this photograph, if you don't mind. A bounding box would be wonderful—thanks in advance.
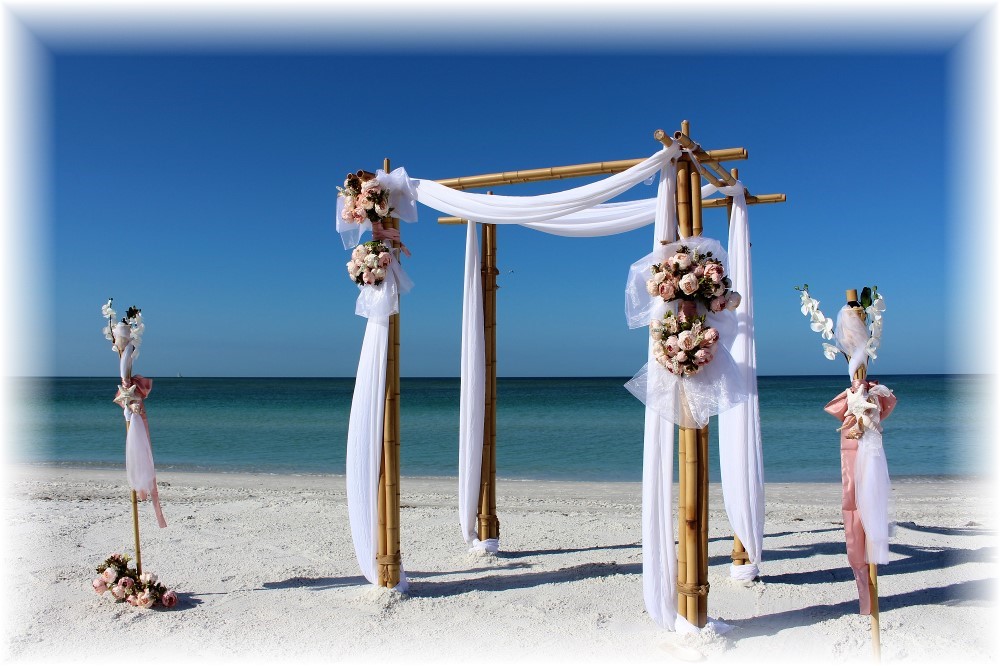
[846,289,880,660]
[478,220,500,541]
[118,350,143,576]
[378,156,402,588]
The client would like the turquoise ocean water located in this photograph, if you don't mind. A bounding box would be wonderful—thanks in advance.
[10,375,985,482]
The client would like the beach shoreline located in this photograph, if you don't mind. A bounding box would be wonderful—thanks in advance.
[3,464,994,664]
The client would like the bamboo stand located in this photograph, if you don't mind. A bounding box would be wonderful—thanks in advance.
[478,222,500,542]
[847,289,880,660]
[429,124,786,624]
[377,156,403,588]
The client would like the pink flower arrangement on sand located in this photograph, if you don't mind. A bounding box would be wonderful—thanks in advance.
[338,170,392,227]
[347,241,393,286]
[92,553,177,609]
[646,245,741,313]
[650,301,722,376]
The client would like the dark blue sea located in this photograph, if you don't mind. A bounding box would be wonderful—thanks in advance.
[10,375,985,482]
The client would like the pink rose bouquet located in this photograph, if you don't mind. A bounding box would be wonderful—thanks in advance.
[346,241,393,286]
[337,171,393,227]
[650,311,722,377]
[645,244,740,312]
[91,553,178,610]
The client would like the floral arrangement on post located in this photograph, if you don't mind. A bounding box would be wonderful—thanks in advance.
[650,306,722,376]
[338,170,392,227]
[92,553,177,609]
[646,245,741,313]
[102,299,144,359]
[795,284,884,364]
[645,246,740,376]
[347,241,393,286]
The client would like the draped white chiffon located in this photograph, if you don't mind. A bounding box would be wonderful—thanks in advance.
[459,222,486,548]
[715,185,765,578]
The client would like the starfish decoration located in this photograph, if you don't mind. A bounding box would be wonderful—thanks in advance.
[845,385,879,432]
[113,384,139,413]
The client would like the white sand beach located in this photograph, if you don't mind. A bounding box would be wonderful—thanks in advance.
[2,465,995,664]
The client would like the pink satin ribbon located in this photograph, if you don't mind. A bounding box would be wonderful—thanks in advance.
[824,378,896,614]
[371,221,411,257]
[114,375,167,528]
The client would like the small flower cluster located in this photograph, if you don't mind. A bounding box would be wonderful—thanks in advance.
[101,299,144,358]
[347,241,393,286]
[92,553,177,609]
[795,285,885,361]
[646,245,741,313]
[650,303,722,376]
[338,171,392,226]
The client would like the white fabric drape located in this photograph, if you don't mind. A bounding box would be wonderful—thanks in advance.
[345,260,410,592]
[714,184,765,579]
[118,343,167,529]
[640,166,680,631]
[855,383,894,564]
[458,222,486,548]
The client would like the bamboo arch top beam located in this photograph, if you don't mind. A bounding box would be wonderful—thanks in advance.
[435,148,748,191]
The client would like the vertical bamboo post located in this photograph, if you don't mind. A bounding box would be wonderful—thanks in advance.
[676,119,704,626]
[847,289,880,660]
[478,218,500,541]
[378,157,402,588]
[675,124,691,616]
[692,153,709,626]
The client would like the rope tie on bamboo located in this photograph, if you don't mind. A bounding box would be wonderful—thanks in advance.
[376,554,401,565]
[676,582,711,597]
[731,550,750,561]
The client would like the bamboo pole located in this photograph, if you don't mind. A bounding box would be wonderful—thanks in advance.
[846,288,880,660]
[675,139,691,616]
[378,156,402,588]
[692,159,709,626]
[478,220,500,541]
[118,351,143,577]
[435,148,747,190]
[675,121,704,626]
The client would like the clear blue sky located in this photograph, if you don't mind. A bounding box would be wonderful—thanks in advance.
[46,47,957,377]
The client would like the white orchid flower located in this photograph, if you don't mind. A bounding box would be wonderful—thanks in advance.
[810,314,834,340]
[799,291,819,316]
[101,300,117,320]
[865,336,880,360]
[822,343,840,360]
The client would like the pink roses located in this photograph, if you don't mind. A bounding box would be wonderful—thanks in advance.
[347,241,392,287]
[92,552,177,610]
[338,171,392,226]
[650,311,722,377]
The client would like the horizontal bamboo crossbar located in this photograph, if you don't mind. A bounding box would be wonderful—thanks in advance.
[435,148,747,191]
[437,193,786,224]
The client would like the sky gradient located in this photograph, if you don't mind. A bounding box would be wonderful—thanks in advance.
[21,20,986,377]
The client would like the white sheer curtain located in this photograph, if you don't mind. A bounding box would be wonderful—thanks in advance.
[458,222,487,549]
[714,184,765,580]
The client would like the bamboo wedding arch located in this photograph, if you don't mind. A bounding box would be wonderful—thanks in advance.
[371,121,786,629]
